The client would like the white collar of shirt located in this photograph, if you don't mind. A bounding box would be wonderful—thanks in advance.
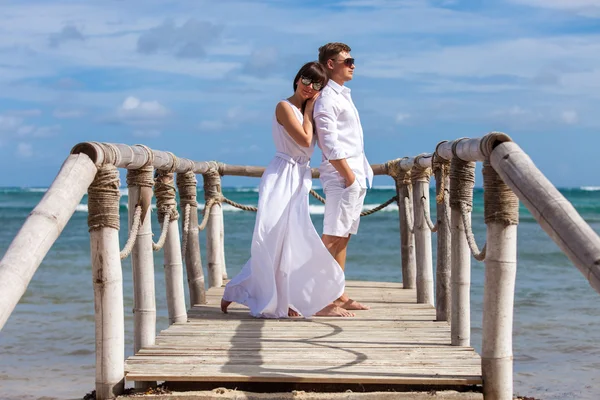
[327,79,350,94]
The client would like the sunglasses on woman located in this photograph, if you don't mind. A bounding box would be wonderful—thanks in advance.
[300,76,324,91]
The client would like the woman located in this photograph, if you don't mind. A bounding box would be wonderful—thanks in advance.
[221,62,354,318]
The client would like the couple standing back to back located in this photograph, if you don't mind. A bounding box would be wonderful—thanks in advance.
[221,42,373,318]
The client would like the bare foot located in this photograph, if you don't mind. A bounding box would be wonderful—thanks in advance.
[315,303,355,317]
[221,298,232,314]
[288,308,300,317]
[335,294,370,310]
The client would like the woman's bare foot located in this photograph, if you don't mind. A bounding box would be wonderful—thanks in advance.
[315,303,355,317]
[288,308,300,317]
[335,294,370,310]
[221,298,232,314]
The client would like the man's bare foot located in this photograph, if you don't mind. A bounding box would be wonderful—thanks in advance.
[288,308,300,317]
[335,294,370,310]
[221,298,232,314]
[315,303,355,317]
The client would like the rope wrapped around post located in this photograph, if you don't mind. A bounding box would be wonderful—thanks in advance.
[411,156,434,305]
[449,156,486,261]
[87,164,125,399]
[120,166,154,259]
[152,167,179,251]
[176,171,206,306]
[386,157,416,290]
[481,158,520,400]
[203,167,227,286]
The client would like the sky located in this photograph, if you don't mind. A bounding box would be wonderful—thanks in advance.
[1,0,599,188]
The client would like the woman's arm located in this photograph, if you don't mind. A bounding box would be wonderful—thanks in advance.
[275,99,316,148]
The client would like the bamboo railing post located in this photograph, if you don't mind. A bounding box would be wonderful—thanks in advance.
[480,159,519,400]
[433,150,452,321]
[126,162,156,390]
[203,168,227,288]
[387,159,416,289]
[154,170,187,324]
[87,165,125,400]
[0,153,97,330]
[449,149,475,346]
[176,172,206,306]
[411,157,434,305]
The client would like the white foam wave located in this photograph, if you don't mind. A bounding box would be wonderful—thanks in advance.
[581,186,600,191]
[25,188,48,193]
[308,203,398,215]
[75,204,89,212]
[230,187,259,193]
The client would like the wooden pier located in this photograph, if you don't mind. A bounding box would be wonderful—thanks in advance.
[2,133,600,399]
[125,281,481,388]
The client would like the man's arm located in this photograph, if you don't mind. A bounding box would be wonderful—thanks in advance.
[314,99,356,186]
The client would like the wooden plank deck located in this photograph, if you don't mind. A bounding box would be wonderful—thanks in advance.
[125,281,482,387]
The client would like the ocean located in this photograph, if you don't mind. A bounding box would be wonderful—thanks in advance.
[1,185,599,400]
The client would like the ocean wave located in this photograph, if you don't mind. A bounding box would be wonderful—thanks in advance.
[581,186,600,191]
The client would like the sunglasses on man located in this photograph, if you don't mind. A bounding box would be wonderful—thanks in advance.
[300,76,324,91]
[331,57,355,67]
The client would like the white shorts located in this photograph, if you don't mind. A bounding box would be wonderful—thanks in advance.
[322,179,367,238]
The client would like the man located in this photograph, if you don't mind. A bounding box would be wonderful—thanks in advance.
[314,42,373,310]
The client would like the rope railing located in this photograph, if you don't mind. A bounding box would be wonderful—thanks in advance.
[3,133,600,400]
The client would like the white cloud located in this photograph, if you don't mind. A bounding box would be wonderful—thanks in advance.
[4,109,42,117]
[53,109,85,119]
[116,96,169,121]
[508,0,600,17]
[396,113,411,123]
[137,19,222,59]
[0,115,22,132]
[561,110,579,124]
[17,142,33,158]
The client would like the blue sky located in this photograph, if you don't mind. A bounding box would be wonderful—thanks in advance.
[1,0,599,188]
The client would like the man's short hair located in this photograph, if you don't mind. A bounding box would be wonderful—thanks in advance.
[318,42,351,65]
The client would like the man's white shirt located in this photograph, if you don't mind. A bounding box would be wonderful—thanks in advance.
[313,80,373,189]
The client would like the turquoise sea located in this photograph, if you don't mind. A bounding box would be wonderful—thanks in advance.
[1,185,599,399]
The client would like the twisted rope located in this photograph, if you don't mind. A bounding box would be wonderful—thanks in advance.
[181,204,191,259]
[433,141,450,204]
[152,170,179,251]
[177,171,198,258]
[360,195,398,217]
[199,198,220,230]
[221,196,258,212]
[483,159,519,226]
[87,165,121,232]
[450,155,486,261]
[404,196,414,233]
[421,196,438,232]
[120,206,142,259]
[310,189,326,204]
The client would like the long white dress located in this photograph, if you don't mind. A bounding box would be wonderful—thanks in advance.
[222,100,345,318]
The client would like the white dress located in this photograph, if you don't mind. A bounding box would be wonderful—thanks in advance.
[222,100,345,318]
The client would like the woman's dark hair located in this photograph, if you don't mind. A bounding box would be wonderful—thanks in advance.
[293,61,328,92]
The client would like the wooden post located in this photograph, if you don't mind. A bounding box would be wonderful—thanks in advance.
[434,156,451,321]
[411,160,434,305]
[176,172,206,306]
[203,168,226,288]
[489,141,600,294]
[480,160,519,400]
[0,154,97,330]
[155,171,187,324]
[387,158,416,289]
[87,165,125,400]
[126,166,156,389]
[449,155,474,346]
